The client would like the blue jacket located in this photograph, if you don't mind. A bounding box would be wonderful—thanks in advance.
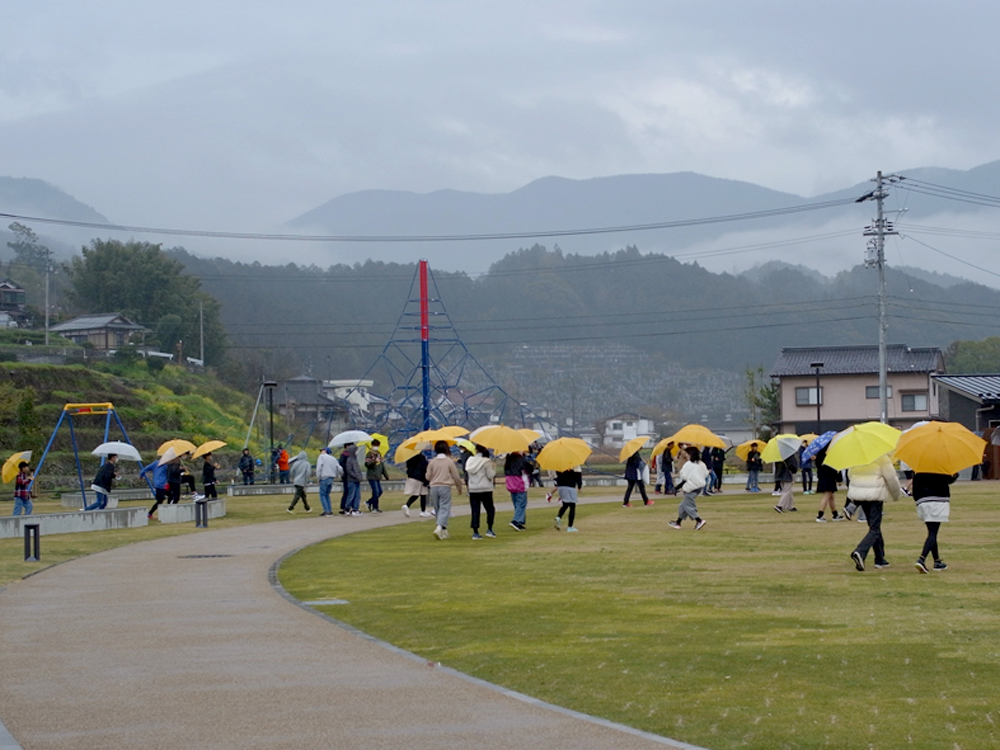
[140,460,168,488]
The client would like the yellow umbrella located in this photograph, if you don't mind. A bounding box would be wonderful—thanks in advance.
[393,432,460,463]
[518,428,542,444]
[760,434,801,463]
[359,433,390,456]
[455,438,477,454]
[536,437,592,471]
[824,421,901,471]
[895,421,987,475]
[619,435,651,462]
[192,440,227,459]
[416,426,468,439]
[799,433,819,443]
[157,439,196,456]
[666,424,727,449]
[2,450,32,483]
[734,439,765,462]
[468,425,531,454]
[650,438,677,458]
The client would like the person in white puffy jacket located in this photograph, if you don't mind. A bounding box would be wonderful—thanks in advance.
[847,453,902,571]
[465,445,497,539]
[668,446,710,530]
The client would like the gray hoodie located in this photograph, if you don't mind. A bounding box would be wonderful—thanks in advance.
[289,451,311,486]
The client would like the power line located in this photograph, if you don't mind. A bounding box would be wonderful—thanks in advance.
[0,197,859,244]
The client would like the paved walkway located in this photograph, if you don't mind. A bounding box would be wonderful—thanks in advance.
[0,497,702,750]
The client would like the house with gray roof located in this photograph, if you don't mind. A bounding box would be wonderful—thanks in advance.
[50,313,146,350]
[770,345,945,434]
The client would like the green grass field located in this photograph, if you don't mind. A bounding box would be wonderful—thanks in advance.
[279,486,1000,750]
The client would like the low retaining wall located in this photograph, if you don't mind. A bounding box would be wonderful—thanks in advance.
[0,507,148,539]
[227,482,407,497]
[61,488,154,509]
[156,499,227,525]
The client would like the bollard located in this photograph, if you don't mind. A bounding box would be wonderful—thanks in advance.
[24,523,40,562]
[195,499,208,528]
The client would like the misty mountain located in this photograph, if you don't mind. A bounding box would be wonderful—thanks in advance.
[0,177,108,262]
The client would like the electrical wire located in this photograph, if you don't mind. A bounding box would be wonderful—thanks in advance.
[0,197,860,244]
[899,233,1000,279]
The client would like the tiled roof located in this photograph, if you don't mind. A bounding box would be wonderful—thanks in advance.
[933,375,1000,403]
[771,345,944,377]
[51,313,145,332]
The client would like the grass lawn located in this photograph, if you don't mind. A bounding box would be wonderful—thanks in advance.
[279,485,1000,750]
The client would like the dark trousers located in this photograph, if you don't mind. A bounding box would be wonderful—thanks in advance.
[624,479,649,504]
[242,471,254,485]
[289,485,310,511]
[168,482,181,504]
[203,483,218,499]
[801,468,813,492]
[149,487,168,515]
[367,480,383,510]
[469,490,495,531]
[558,501,576,526]
[854,501,886,563]
[920,521,941,560]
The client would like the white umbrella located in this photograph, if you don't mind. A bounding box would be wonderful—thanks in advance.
[92,441,142,462]
[329,430,372,448]
[157,446,179,466]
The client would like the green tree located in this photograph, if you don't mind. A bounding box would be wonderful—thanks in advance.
[65,239,227,365]
[6,222,50,269]
[745,365,780,440]
[944,336,1000,373]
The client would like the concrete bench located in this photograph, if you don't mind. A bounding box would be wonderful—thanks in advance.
[0,507,148,539]
[61,487,154,509]
[156,499,227,525]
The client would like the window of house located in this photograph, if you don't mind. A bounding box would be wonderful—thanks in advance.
[795,387,822,406]
[901,393,928,412]
[611,422,623,431]
[865,385,892,399]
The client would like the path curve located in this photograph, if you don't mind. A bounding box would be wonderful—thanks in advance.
[0,498,702,750]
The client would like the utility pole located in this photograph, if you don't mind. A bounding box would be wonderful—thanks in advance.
[44,250,52,346]
[199,300,204,365]
[860,171,899,423]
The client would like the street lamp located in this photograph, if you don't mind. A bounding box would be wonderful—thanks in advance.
[810,362,824,434]
[264,380,278,483]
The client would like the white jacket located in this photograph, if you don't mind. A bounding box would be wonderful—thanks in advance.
[316,452,342,481]
[465,455,496,492]
[846,455,902,502]
[678,460,709,492]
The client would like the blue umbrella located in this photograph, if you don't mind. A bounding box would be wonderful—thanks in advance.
[801,431,838,462]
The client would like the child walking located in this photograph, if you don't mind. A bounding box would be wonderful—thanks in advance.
[668,446,709,530]
[553,467,583,532]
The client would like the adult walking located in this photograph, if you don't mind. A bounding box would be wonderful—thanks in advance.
[427,441,464,540]
[341,443,363,516]
[364,440,388,513]
[465,444,497,539]
[401,452,430,517]
[622,450,651,507]
[912,472,955,573]
[668,446,708,530]
[286,450,312,513]
[504,451,531,531]
[12,461,34,516]
[277,445,290,484]
[84,453,118,511]
[799,440,814,495]
[848,454,902,571]
[745,442,762,492]
[553,466,583,532]
[315,447,341,516]
[201,452,219,500]
[238,448,255,485]
[814,446,843,522]
[773,453,798,513]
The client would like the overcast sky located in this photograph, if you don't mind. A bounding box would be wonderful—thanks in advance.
[3,1,1000,269]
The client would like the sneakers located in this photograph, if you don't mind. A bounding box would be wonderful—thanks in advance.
[566,526,579,532]
[933,560,948,571]
[429,508,436,517]
[695,519,707,530]
[667,521,682,529]
[842,509,853,521]
[418,511,431,517]
[771,491,781,496]
[402,504,411,517]
[545,493,553,503]
[286,508,294,514]
[509,521,523,531]
[305,508,312,513]
[351,510,363,516]
[788,507,798,512]
[472,532,482,540]
[832,513,844,521]
[773,505,783,513]
[644,500,655,506]
[553,516,561,529]
[433,525,444,540]
[485,529,496,538]
[874,560,890,569]
[915,559,929,573]
[816,516,827,523]
[851,551,865,571]
[622,502,632,508]
[365,501,372,511]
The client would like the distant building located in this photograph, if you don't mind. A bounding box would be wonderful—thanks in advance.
[598,412,656,449]
[50,313,147,350]
[0,279,27,325]
[275,376,352,431]
[771,344,945,433]
[933,374,1000,479]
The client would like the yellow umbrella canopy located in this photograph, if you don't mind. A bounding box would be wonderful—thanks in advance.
[760,434,801,463]
[895,421,987,475]
[192,440,227,459]
[420,426,468,439]
[618,435,651,462]
[650,438,676,458]
[468,425,531,454]
[518,428,543,444]
[666,424,727,449]
[157,439,196,457]
[536,437,592,471]
[2,450,32,483]
[824,421,901,471]
[734,439,765,462]
[799,433,819,443]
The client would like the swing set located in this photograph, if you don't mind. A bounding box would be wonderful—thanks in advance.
[32,402,150,505]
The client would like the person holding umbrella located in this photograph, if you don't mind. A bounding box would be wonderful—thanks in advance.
[745,442,762,493]
[427,440,464,540]
[553,466,583,532]
[84,454,119,511]
[848,454,902,571]
[912,472,955,573]
[813,447,844,522]
[504,450,531,531]
[13,461,34,516]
